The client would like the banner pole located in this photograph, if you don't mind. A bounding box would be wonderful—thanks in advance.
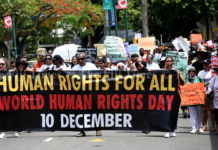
[124,9,129,43]
[113,0,118,36]
[11,16,17,58]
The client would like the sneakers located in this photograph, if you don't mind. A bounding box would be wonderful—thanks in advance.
[164,132,176,138]
[13,131,19,138]
[164,132,170,138]
[0,132,6,139]
[198,128,204,133]
[171,132,176,137]
[190,129,197,134]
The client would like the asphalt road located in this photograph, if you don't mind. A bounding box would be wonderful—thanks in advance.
[0,110,218,150]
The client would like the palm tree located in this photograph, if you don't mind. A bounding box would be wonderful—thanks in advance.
[60,15,95,44]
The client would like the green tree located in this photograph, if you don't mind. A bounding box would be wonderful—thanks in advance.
[1,0,103,56]
[59,15,95,44]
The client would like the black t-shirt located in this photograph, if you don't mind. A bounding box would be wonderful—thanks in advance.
[192,61,203,75]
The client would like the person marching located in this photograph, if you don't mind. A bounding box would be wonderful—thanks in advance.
[186,66,205,134]
[164,57,185,138]
[198,59,216,131]
[0,58,19,139]
[72,53,102,137]
[207,67,218,135]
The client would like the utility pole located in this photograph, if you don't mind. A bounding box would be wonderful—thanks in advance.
[103,10,109,36]
[141,0,149,37]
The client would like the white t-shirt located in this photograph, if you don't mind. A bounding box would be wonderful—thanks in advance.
[39,64,54,72]
[146,63,160,71]
[198,70,211,82]
[72,62,97,70]
[98,68,111,71]
[51,65,70,71]
[198,70,211,92]
[154,53,162,58]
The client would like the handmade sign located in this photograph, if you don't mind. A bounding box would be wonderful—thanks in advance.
[172,36,190,52]
[166,51,188,78]
[105,36,126,60]
[212,56,218,78]
[191,34,202,43]
[128,44,139,56]
[77,47,97,63]
[94,44,106,57]
[0,70,178,132]
[138,37,155,50]
[180,83,205,106]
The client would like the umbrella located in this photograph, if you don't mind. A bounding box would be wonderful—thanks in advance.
[52,44,81,62]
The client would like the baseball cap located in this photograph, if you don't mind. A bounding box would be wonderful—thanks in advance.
[203,59,211,64]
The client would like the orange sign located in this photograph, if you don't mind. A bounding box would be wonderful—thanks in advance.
[138,37,155,50]
[190,34,202,43]
[180,82,205,106]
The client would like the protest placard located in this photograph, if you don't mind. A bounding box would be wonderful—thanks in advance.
[138,37,155,50]
[105,36,126,60]
[172,36,190,52]
[212,56,218,78]
[77,47,97,63]
[180,83,205,106]
[94,44,106,57]
[191,34,202,43]
[166,51,188,78]
[128,44,139,56]
[135,33,142,39]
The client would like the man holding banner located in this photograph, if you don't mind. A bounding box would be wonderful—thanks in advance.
[72,53,101,137]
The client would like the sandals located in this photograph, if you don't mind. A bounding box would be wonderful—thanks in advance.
[96,131,102,136]
[202,126,207,131]
[212,128,216,131]
[76,132,86,137]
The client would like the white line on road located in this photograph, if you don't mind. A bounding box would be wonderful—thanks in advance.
[44,138,53,142]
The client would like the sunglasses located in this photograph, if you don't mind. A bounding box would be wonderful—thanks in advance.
[45,58,51,60]
[0,63,5,66]
[188,70,195,73]
[147,57,153,60]
[118,66,124,69]
[77,58,85,61]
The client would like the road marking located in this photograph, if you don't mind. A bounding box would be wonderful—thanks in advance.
[44,138,53,142]
[89,139,105,142]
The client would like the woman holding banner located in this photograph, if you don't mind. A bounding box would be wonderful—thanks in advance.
[164,57,185,138]
[0,58,19,139]
[207,67,218,135]
[186,66,205,134]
